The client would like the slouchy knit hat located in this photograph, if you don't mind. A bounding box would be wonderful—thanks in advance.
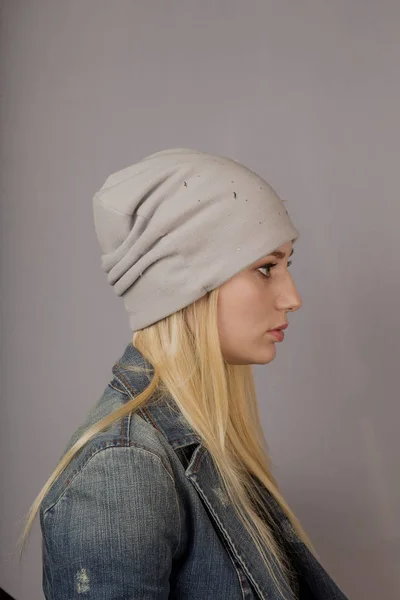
[92,147,299,332]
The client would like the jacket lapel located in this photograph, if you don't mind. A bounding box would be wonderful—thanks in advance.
[183,441,299,599]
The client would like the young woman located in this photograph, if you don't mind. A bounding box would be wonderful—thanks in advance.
[18,148,349,599]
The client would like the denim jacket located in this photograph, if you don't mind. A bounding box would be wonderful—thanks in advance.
[40,342,350,599]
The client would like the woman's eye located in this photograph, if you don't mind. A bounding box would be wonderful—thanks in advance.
[258,260,292,278]
[258,263,276,278]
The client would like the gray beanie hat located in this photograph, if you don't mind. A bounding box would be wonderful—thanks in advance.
[92,147,299,332]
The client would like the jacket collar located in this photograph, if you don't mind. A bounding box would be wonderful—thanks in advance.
[111,342,347,600]
[111,341,201,449]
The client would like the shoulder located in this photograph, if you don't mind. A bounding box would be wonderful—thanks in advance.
[40,380,175,515]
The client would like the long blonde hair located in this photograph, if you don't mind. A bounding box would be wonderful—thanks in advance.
[17,286,316,597]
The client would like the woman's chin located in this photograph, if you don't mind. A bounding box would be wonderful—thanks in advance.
[223,341,277,365]
[257,342,277,365]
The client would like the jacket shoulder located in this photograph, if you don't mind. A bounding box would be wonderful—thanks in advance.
[40,380,174,514]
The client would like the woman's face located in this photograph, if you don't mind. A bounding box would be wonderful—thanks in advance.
[217,241,302,365]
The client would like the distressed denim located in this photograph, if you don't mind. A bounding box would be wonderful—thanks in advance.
[40,342,350,599]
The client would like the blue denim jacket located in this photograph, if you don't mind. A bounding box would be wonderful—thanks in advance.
[40,342,350,599]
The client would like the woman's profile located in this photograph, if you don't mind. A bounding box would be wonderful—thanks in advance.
[18,148,349,599]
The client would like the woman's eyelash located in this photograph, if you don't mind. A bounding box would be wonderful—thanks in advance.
[258,260,292,278]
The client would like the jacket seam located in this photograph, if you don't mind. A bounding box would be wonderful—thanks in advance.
[42,442,177,515]
[108,378,132,397]
[233,560,247,600]
[112,368,137,397]
[108,380,129,396]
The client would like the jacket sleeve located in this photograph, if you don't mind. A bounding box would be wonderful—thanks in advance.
[40,445,181,599]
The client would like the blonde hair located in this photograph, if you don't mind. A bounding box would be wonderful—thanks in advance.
[17,286,316,597]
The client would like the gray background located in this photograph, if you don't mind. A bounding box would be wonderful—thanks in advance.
[1,1,399,598]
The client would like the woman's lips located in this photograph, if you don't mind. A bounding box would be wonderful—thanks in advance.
[269,330,285,342]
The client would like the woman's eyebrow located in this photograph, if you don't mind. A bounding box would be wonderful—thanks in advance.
[269,248,294,260]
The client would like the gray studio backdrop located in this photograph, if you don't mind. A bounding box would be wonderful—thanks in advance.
[1,2,399,599]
